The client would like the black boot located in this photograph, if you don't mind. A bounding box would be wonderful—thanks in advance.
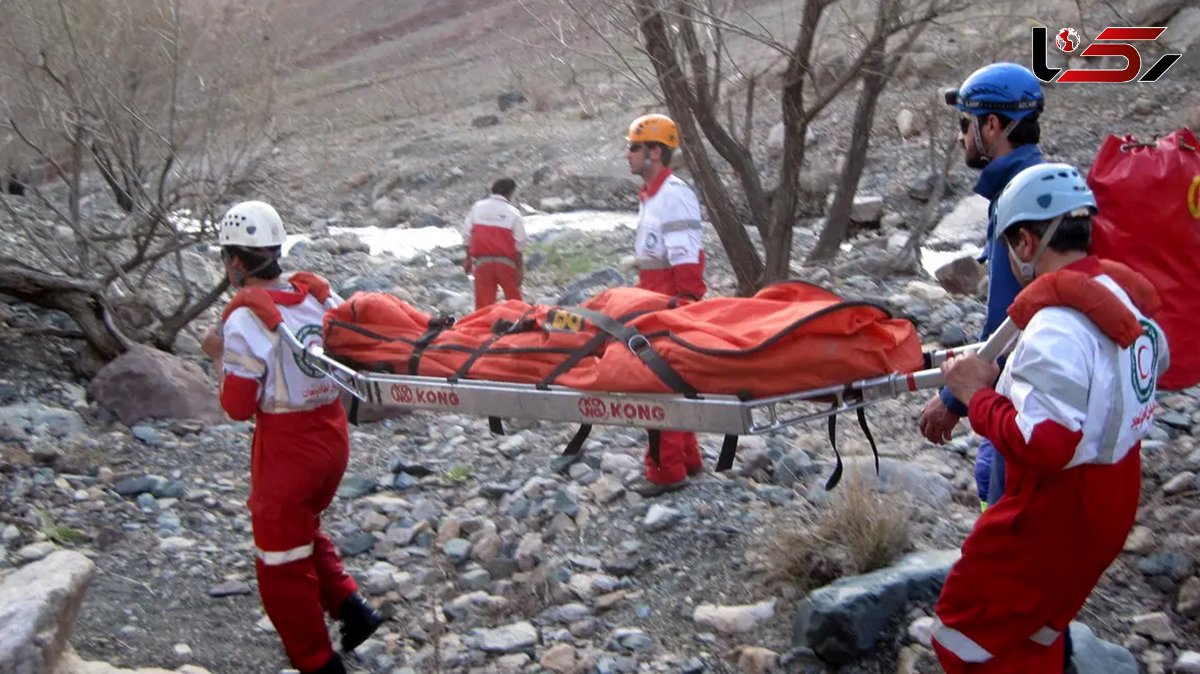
[307,653,346,674]
[339,593,385,653]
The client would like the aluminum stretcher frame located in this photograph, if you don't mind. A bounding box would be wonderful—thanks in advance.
[280,318,1020,436]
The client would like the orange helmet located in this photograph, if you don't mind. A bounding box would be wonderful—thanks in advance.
[627,114,679,149]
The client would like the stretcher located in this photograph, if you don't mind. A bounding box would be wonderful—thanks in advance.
[279,314,1020,485]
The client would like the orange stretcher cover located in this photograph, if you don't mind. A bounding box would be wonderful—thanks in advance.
[322,281,924,399]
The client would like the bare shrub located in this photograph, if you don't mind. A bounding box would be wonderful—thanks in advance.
[767,470,914,590]
[821,470,915,574]
[0,0,284,364]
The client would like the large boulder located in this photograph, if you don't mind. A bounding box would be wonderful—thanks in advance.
[927,195,988,248]
[0,550,95,672]
[0,550,210,674]
[0,403,87,439]
[793,549,960,665]
[89,346,225,426]
[935,256,987,297]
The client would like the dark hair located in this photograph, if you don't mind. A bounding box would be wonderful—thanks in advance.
[989,112,1040,147]
[648,142,673,166]
[222,245,283,279]
[491,177,517,198]
[1002,214,1091,253]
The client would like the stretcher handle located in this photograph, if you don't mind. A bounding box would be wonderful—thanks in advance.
[973,316,1020,363]
[923,318,1020,367]
[277,324,367,400]
[850,317,1021,401]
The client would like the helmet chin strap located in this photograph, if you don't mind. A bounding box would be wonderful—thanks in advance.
[1009,214,1065,283]
[228,249,281,289]
[973,116,1020,163]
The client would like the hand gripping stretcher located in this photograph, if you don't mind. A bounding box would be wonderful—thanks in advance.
[278,316,1020,489]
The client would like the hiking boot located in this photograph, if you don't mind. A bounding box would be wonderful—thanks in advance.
[686,464,704,477]
[339,593,385,653]
[630,477,688,498]
[307,653,346,674]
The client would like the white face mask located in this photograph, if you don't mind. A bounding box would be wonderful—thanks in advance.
[1006,215,1064,285]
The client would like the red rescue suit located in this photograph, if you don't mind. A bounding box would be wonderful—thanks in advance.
[463,194,526,310]
[219,273,358,673]
[932,258,1169,673]
[635,169,707,483]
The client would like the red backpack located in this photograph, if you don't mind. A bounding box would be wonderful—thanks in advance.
[1087,128,1200,389]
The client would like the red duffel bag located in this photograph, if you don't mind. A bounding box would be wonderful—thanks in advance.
[1088,128,1200,389]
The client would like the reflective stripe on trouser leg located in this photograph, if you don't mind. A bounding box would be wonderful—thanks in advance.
[257,542,314,566]
[1029,626,1060,646]
[932,618,994,663]
[935,626,1066,674]
[256,554,335,672]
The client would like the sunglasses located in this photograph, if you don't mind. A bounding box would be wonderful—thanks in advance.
[627,142,644,153]
[959,117,973,133]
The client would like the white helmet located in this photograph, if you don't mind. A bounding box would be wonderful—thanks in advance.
[218,200,286,248]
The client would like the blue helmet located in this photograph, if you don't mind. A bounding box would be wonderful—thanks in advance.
[995,163,1096,239]
[944,62,1044,120]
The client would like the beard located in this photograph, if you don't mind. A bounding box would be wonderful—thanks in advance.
[965,152,989,170]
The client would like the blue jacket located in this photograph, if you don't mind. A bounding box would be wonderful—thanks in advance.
[939,144,1044,416]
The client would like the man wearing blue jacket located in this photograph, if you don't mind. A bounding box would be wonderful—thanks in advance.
[920,63,1046,509]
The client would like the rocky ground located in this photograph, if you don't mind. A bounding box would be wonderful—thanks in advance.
[2,212,1199,674]
[3,2,1200,673]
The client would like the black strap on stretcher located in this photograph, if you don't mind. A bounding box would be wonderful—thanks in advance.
[551,306,698,466]
[347,315,454,426]
[407,316,456,375]
[822,407,880,490]
[715,390,754,472]
[450,313,539,436]
[713,395,880,490]
[538,308,669,462]
[564,307,699,398]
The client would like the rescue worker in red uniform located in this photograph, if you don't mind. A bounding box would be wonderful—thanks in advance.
[201,201,384,674]
[462,177,527,310]
[931,165,1169,673]
[623,114,708,497]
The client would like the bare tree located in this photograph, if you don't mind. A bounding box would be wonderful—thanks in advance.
[0,0,283,366]
[538,0,970,292]
[888,102,961,275]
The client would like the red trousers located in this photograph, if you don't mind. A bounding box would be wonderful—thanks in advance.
[473,260,522,310]
[634,275,705,484]
[250,402,358,673]
[645,430,703,484]
[933,451,1140,673]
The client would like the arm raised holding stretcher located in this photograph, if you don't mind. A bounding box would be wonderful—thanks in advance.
[202,200,383,674]
[929,163,1168,673]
